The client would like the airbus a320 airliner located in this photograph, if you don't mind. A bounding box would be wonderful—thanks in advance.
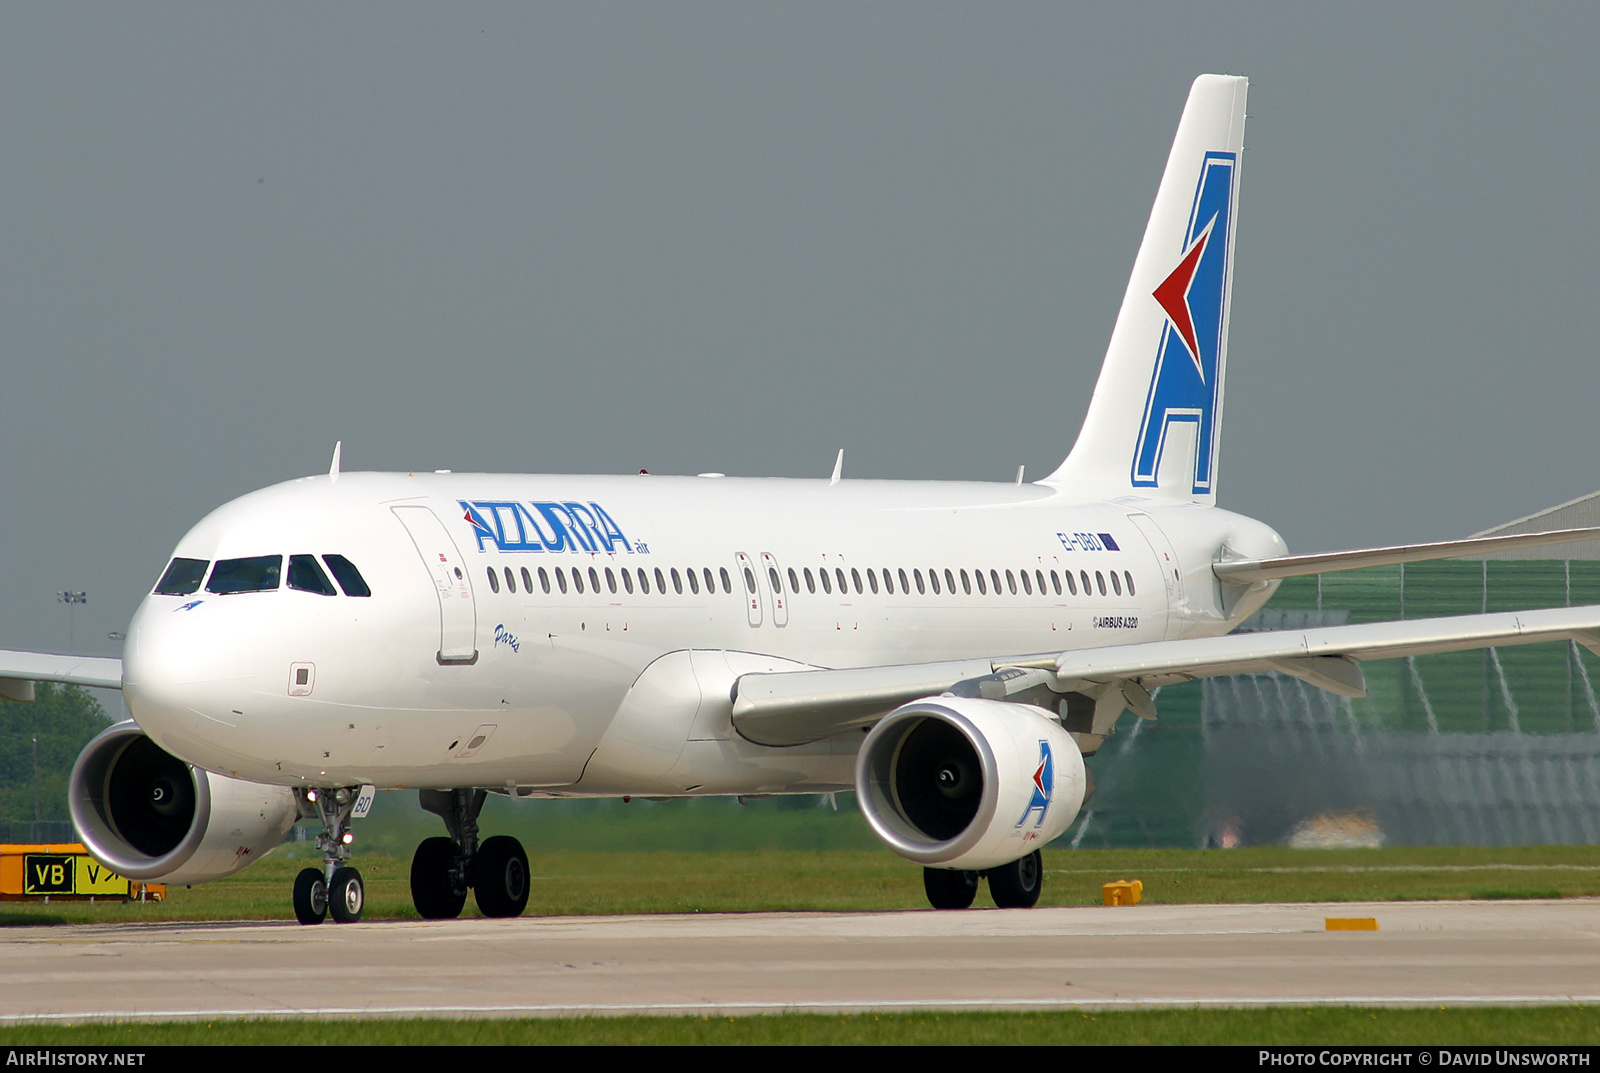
[11,75,1600,923]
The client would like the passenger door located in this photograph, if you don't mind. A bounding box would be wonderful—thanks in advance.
[393,506,479,663]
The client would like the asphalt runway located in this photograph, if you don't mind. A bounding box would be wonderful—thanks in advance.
[4,900,1600,1022]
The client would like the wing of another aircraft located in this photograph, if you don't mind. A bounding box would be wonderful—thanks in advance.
[0,649,123,702]
[731,604,1600,746]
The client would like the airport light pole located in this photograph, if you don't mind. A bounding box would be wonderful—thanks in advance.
[57,590,86,651]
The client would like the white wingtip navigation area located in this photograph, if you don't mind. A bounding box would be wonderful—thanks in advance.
[1045,74,1247,504]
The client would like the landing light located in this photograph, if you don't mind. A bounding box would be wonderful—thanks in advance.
[341,833,354,845]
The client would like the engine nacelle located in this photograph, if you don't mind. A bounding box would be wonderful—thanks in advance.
[68,720,299,885]
[855,697,1086,871]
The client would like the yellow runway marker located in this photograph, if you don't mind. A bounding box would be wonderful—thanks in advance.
[1325,917,1379,931]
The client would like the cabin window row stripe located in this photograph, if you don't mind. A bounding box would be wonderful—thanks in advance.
[486,564,1137,600]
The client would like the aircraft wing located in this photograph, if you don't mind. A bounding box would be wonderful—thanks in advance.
[730,604,1600,746]
[1213,527,1600,584]
[0,649,123,702]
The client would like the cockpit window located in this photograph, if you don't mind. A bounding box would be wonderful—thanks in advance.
[154,558,209,596]
[322,555,371,597]
[206,555,282,594]
[288,554,338,596]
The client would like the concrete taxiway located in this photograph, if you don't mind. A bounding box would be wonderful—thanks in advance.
[3,900,1599,1022]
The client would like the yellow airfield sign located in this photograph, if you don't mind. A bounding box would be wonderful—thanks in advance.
[0,843,162,901]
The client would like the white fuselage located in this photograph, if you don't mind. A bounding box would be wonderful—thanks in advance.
[121,471,1285,795]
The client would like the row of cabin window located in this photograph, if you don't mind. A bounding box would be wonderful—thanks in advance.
[485,563,1136,600]
[489,564,733,597]
[791,565,1136,599]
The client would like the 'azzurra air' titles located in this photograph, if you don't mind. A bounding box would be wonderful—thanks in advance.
[460,500,641,555]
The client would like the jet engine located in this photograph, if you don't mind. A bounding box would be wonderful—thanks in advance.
[854,697,1086,871]
[68,720,299,885]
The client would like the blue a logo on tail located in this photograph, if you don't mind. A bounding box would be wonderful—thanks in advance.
[1131,151,1237,495]
[1016,740,1054,829]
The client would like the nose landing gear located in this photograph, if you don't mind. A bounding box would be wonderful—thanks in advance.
[292,786,366,925]
[411,788,530,920]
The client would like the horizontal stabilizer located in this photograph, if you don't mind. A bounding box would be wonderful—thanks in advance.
[0,649,123,692]
[1212,527,1600,584]
[1050,604,1600,686]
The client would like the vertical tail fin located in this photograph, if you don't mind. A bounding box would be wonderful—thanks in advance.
[1043,75,1247,505]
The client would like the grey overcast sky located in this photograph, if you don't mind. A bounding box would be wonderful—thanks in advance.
[3,3,1598,658]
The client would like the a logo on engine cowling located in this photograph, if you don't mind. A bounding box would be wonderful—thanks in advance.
[1016,740,1054,828]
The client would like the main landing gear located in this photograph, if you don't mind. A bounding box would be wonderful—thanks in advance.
[292,786,366,925]
[923,849,1043,910]
[410,789,530,920]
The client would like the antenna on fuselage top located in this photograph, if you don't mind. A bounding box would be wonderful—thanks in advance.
[1015,465,1025,485]
[829,449,843,485]
[329,440,342,483]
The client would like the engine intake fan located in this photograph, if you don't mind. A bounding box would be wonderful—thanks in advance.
[69,720,298,885]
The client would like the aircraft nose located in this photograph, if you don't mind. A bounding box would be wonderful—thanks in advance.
[121,596,259,771]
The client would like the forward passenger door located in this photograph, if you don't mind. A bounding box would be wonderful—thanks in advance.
[393,506,479,663]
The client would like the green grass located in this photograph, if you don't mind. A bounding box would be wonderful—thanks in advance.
[3,1007,1599,1045]
[1044,844,1600,905]
[4,844,1600,926]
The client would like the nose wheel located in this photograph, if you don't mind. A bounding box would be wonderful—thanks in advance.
[293,867,328,924]
[291,786,366,924]
[329,866,365,922]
